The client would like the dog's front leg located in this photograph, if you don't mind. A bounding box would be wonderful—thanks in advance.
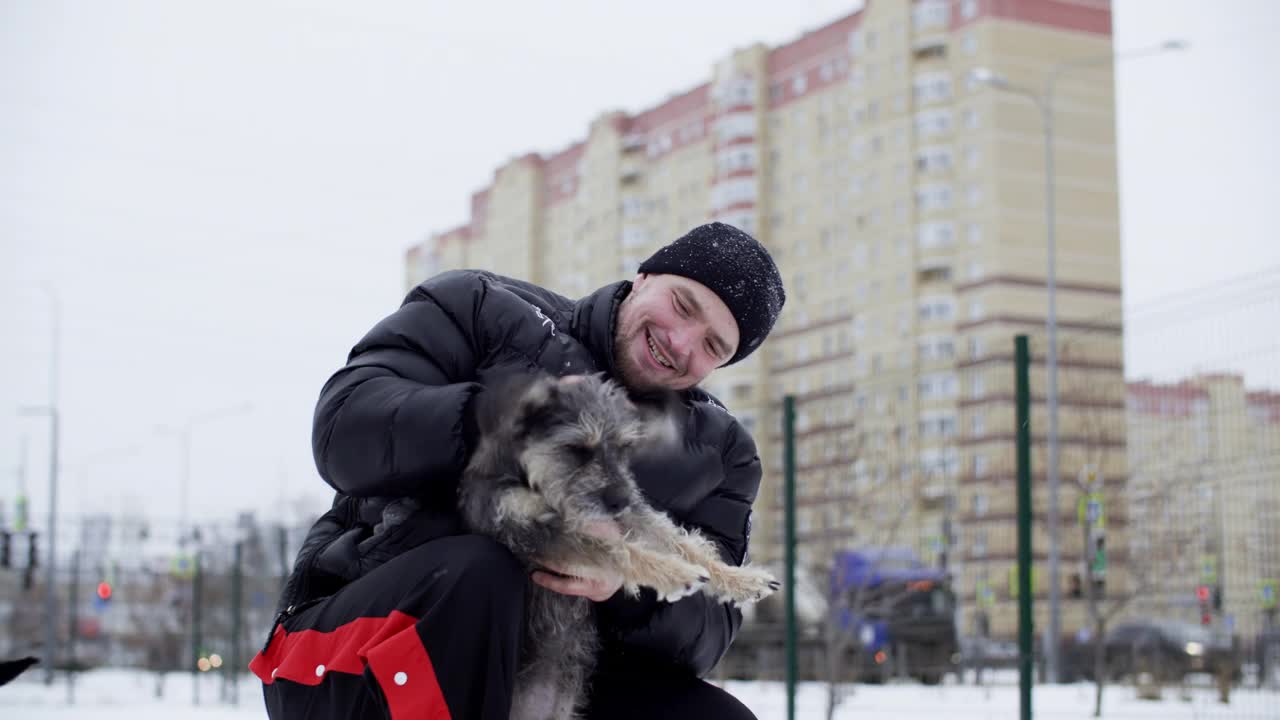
[622,505,779,604]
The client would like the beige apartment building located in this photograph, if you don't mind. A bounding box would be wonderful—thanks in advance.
[1127,375,1280,639]
[406,0,1126,640]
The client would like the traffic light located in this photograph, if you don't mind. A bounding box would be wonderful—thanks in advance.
[1212,585,1223,612]
[27,532,38,569]
[0,531,10,569]
[1088,530,1107,580]
[1197,584,1212,625]
[96,581,113,602]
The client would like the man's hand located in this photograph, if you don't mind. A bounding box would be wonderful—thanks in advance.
[531,566,623,602]
[531,519,624,602]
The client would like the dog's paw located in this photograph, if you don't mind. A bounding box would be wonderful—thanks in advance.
[708,564,780,604]
[645,562,710,603]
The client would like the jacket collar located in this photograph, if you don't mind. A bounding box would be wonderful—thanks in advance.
[571,280,631,378]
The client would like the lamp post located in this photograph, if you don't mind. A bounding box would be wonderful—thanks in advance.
[157,402,252,706]
[16,285,61,685]
[157,403,253,541]
[17,405,58,684]
[969,39,1185,682]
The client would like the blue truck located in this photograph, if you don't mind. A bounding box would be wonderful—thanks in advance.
[830,547,960,684]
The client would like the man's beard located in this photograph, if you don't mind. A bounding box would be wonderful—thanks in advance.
[612,299,661,393]
[613,324,653,393]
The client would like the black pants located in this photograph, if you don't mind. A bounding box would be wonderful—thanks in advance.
[255,534,755,720]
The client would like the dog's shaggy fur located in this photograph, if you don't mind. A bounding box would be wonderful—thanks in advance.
[453,373,779,719]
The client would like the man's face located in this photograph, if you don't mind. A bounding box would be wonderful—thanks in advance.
[613,273,740,392]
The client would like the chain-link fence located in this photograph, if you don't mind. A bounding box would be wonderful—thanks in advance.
[3,274,1276,718]
[0,511,315,705]
[717,269,1280,719]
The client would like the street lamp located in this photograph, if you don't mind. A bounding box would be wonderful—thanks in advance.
[156,403,254,541]
[17,405,58,685]
[16,284,61,685]
[969,39,1186,682]
[156,401,252,706]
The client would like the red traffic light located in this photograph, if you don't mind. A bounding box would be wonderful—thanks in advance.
[96,582,112,601]
[1201,612,1212,626]
[1196,585,1210,603]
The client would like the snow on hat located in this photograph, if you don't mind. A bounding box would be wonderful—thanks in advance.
[638,222,785,366]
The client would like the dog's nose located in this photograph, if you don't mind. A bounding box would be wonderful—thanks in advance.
[600,486,631,514]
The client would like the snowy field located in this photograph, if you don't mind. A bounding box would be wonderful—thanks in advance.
[2,669,1277,719]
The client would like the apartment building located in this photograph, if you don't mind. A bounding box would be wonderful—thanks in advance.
[406,0,1125,640]
[1127,375,1280,638]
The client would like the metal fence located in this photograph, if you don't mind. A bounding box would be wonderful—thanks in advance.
[2,272,1277,719]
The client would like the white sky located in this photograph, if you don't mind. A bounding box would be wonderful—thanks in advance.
[2,1,1278,533]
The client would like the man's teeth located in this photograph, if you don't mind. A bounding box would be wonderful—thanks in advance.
[647,335,673,369]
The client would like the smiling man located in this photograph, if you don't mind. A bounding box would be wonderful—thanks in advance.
[255,222,784,720]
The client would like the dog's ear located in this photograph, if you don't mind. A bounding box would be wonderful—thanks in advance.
[473,370,557,437]
[627,388,684,449]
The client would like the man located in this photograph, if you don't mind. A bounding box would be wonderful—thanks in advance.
[253,222,784,719]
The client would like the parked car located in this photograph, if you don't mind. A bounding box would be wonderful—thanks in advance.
[1255,628,1280,688]
[958,635,1020,672]
[1101,620,1238,684]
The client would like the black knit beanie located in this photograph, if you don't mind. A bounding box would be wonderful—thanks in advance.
[637,222,785,366]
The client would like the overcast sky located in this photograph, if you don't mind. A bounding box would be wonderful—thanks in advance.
[2,0,1278,536]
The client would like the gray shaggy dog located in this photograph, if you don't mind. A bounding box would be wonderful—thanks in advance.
[411,373,778,719]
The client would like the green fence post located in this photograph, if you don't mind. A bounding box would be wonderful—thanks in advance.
[783,394,797,720]
[1015,335,1034,720]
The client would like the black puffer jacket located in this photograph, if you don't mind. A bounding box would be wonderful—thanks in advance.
[286,270,762,677]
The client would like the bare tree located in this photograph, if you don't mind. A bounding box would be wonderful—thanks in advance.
[822,420,948,719]
[1061,341,1204,716]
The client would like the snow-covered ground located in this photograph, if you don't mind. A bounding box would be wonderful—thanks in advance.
[2,670,1276,718]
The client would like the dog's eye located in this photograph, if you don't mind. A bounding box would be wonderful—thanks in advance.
[569,445,595,464]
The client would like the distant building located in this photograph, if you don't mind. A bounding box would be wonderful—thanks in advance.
[1127,374,1280,638]
[406,0,1125,641]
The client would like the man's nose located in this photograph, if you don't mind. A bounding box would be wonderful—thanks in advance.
[667,325,697,360]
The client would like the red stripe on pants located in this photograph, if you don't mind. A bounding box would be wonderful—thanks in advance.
[251,610,452,719]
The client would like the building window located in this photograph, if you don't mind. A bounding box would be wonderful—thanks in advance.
[918,295,956,322]
[916,145,954,173]
[967,183,983,208]
[792,74,807,95]
[918,221,956,249]
[962,0,979,20]
[913,0,950,30]
[919,372,959,400]
[912,72,953,105]
[970,373,986,399]
[709,177,756,210]
[973,491,989,517]
[921,336,951,362]
[962,32,978,55]
[967,222,983,245]
[717,147,758,175]
[965,145,981,169]
[914,109,954,138]
[962,107,980,129]
[916,184,953,212]
[972,412,986,437]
